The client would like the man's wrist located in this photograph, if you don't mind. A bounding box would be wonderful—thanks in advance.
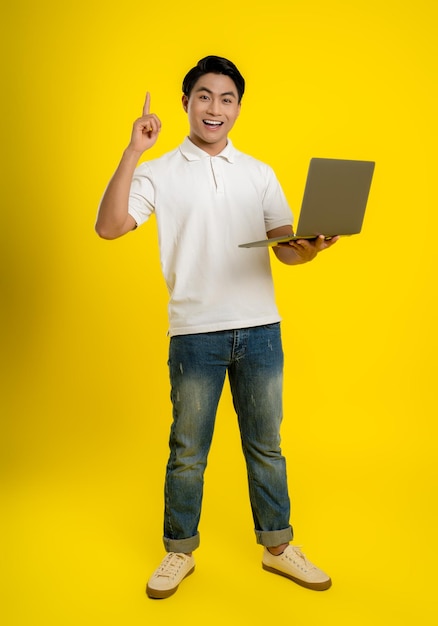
[123,145,144,162]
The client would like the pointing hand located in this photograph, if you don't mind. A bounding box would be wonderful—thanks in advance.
[128,92,162,154]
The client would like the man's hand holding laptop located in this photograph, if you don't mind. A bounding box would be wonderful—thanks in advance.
[267,226,340,266]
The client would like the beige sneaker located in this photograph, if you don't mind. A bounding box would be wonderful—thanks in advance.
[262,545,332,591]
[146,552,195,599]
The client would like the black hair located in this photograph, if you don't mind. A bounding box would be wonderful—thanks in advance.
[182,56,245,103]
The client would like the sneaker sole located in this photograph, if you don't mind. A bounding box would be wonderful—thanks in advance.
[146,566,195,599]
[262,563,332,591]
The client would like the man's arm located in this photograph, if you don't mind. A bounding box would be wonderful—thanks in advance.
[95,92,161,240]
[267,225,339,265]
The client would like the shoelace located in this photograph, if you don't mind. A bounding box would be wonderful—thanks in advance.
[286,546,314,571]
[156,553,187,579]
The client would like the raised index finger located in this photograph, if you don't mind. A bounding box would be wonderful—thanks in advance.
[142,92,150,116]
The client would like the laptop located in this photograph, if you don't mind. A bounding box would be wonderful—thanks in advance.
[239,157,375,248]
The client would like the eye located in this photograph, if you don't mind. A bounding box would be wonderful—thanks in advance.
[200,94,209,100]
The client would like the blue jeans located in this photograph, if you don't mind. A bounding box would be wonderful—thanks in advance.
[163,323,293,553]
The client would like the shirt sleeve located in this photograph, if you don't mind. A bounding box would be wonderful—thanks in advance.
[262,165,294,231]
[128,163,156,227]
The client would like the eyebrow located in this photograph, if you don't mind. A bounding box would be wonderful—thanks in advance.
[195,86,237,98]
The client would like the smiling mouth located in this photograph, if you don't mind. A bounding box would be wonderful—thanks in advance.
[203,120,224,127]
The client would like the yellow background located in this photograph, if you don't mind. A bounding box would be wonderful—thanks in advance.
[1,0,437,624]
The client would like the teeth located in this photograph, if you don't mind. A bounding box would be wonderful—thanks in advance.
[204,120,223,126]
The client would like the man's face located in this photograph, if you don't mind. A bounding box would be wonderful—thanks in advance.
[182,72,241,155]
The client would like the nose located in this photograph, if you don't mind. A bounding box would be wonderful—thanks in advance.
[207,97,221,116]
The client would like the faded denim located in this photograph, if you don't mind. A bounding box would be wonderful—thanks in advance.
[163,323,293,553]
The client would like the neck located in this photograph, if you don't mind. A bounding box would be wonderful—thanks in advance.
[188,134,228,156]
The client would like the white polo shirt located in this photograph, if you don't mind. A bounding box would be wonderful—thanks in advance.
[128,137,293,336]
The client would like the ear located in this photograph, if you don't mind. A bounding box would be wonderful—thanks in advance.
[182,94,189,112]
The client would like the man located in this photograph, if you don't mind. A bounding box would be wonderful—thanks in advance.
[96,56,338,599]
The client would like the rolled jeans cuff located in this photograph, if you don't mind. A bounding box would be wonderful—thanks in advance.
[163,532,200,554]
[255,526,293,547]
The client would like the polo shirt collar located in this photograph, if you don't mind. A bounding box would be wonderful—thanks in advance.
[179,136,235,163]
